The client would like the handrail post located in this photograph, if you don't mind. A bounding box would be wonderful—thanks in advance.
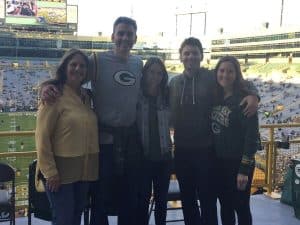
[272,140,278,192]
[264,143,269,185]
[266,142,272,195]
[267,127,275,195]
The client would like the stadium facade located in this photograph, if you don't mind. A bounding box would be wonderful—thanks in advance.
[210,27,300,64]
[0,30,114,58]
[0,0,173,60]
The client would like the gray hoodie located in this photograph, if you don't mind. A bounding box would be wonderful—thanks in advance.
[169,68,215,149]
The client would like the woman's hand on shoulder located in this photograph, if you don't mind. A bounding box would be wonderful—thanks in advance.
[46,174,61,192]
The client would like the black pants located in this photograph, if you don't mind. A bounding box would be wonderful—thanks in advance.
[137,159,171,225]
[174,147,218,225]
[216,158,254,225]
[90,143,141,225]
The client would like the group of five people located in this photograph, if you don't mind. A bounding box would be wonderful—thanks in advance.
[35,16,259,225]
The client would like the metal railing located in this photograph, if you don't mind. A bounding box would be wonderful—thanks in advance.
[259,124,300,195]
[0,124,300,207]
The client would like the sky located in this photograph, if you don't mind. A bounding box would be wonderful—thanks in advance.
[77,0,300,38]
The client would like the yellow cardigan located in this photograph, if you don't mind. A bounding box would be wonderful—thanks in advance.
[35,85,99,184]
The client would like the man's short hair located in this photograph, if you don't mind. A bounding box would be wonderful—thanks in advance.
[113,16,137,33]
[179,37,203,56]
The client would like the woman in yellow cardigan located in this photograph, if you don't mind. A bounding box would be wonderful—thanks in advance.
[35,49,99,225]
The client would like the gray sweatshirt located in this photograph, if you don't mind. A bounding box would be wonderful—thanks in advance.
[91,51,143,143]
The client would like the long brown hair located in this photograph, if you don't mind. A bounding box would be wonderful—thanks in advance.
[41,49,88,91]
[214,56,248,103]
[141,57,169,106]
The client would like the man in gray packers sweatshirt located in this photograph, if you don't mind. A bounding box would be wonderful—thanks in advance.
[41,17,143,225]
[88,16,143,225]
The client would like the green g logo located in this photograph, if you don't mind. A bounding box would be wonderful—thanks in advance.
[114,71,136,86]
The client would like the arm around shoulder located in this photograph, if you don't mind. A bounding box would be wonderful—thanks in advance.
[244,80,260,100]
[239,113,259,175]
[240,81,260,117]
[87,52,97,83]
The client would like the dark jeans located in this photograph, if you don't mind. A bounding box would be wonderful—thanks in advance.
[216,158,254,225]
[137,159,171,225]
[45,181,89,225]
[89,145,112,225]
[174,147,218,225]
[90,144,141,225]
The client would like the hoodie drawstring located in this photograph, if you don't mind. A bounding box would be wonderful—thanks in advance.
[192,76,195,104]
[180,76,195,105]
[180,78,185,105]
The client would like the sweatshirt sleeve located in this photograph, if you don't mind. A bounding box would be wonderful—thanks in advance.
[239,112,259,175]
[35,103,60,179]
[244,80,260,101]
[87,53,96,84]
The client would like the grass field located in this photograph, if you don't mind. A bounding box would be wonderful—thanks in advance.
[0,112,36,151]
[0,112,37,205]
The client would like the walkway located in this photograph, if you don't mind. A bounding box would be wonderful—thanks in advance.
[2,194,299,225]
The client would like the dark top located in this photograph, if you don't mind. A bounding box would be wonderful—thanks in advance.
[148,96,161,161]
[169,67,259,152]
[169,68,215,150]
[211,93,259,175]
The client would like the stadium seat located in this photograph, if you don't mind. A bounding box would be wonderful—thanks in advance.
[27,160,51,225]
[0,162,15,225]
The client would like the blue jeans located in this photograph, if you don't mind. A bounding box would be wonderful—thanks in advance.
[45,181,89,225]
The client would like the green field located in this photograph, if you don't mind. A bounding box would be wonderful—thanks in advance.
[0,112,37,205]
[0,112,36,152]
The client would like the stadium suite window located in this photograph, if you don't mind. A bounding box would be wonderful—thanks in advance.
[0,37,16,46]
[214,41,300,52]
[229,33,294,44]
[17,39,52,48]
[61,40,91,49]
[212,40,225,45]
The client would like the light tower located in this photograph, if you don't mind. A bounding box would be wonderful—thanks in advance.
[280,0,284,27]
[175,4,207,36]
